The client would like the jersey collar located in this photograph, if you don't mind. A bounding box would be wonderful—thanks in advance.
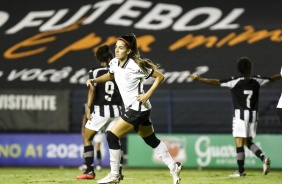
[119,58,130,68]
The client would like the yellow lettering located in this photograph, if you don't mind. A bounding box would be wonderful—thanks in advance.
[169,26,282,50]
[216,33,236,47]
[25,144,36,158]
[36,145,43,158]
[4,18,85,59]
[0,144,9,157]
[48,33,101,63]
[169,34,217,50]
[9,144,21,158]
[136,35,155,52]
[92,36,118,53]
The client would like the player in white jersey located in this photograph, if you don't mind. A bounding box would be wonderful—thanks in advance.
[86,33,182,184]
[189,57,281,177]
[77,45,124,180]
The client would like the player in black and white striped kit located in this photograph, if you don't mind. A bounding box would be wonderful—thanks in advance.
[77,45,123,180]
[190,57,281,177]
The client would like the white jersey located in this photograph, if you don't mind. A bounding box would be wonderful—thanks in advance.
[109,58,153,111]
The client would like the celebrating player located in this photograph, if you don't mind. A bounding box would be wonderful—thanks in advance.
[86,33,182,184]
[189,57,281,177]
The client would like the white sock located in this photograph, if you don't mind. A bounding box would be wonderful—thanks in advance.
[109,149,121,175]
[154,141,175,171]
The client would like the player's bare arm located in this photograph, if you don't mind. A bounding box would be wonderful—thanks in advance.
[189,74,220,85]
[86,86,95,120]
[86,72,114,86]
[270,73,281,82]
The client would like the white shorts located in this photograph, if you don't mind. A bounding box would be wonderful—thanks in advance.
[93,131,105,143]
[232,117,257,138]
[85,112,119,132]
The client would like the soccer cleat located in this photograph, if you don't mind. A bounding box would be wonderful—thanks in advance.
[96,164,102,171]
[97,173,120,184]
[229,171,246,178]
[119,173,124,180]
[170,162,182,184]
[76,171,95,179]
[263,157,271,175]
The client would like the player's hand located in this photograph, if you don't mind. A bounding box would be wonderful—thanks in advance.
[136,93,149,103]
[189,74,199,80]
[86,113,92,121]
[86,79,93,87]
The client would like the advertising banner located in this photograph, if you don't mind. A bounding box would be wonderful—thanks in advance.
[127,134,282,169]
[0,89,69,132]
[0,0,281,90]
[0,133,110,167]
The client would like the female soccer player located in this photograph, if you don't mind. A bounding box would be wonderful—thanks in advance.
[77,45,123,180]
[86,33,182,184]
[189,57,281,177]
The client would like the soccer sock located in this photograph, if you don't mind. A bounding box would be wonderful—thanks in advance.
[154,141,176,171]
[119,150,124,174]
[247,142,265,161]
[109,149,121,175]
[96,150,101,165]
[236,147,245,173]
[107,131,121,176]
[84,145,94,172]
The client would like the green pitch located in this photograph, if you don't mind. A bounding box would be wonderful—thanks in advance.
[0,167,281,184]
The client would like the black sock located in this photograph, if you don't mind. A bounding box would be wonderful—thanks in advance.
[96,150,101,165]
[84,145,94,172]
[247,143,264,162]
[236,147,245,173]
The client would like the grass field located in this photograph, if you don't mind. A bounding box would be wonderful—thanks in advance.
[0,167,281,184]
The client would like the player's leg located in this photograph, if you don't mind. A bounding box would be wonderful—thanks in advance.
[248,120,270,175]
[138,123,182,184]
[76,127,97,179]
[77,115,108,179]
[230,118,247,177]
[97,118,133,184]
[245,137,270,175]
[105,117,126,179]
[236,137,246,175]
[119,149,124,180]
[94,132,104,171]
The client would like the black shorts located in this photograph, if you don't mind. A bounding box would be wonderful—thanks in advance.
[121,109,152,132]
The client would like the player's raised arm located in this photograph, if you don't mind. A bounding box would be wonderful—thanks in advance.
[270,73,281,82]
[189,74,220,85]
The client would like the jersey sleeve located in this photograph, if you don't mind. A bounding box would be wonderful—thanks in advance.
[109,59,116,74]
[252,75,271,86]
[145,68,154,79]
[88,68,98,86]
[88,69,94,79]
[220,77,240,88]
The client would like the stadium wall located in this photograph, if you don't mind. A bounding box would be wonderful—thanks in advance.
[1,133,282,169]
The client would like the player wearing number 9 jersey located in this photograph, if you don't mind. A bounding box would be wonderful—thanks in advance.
[189,57,281,177]
[76,45,123,180]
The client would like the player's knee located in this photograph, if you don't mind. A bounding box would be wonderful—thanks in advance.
[246,142,254,149]
[142,133,160,148]
[107,131,121,149]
